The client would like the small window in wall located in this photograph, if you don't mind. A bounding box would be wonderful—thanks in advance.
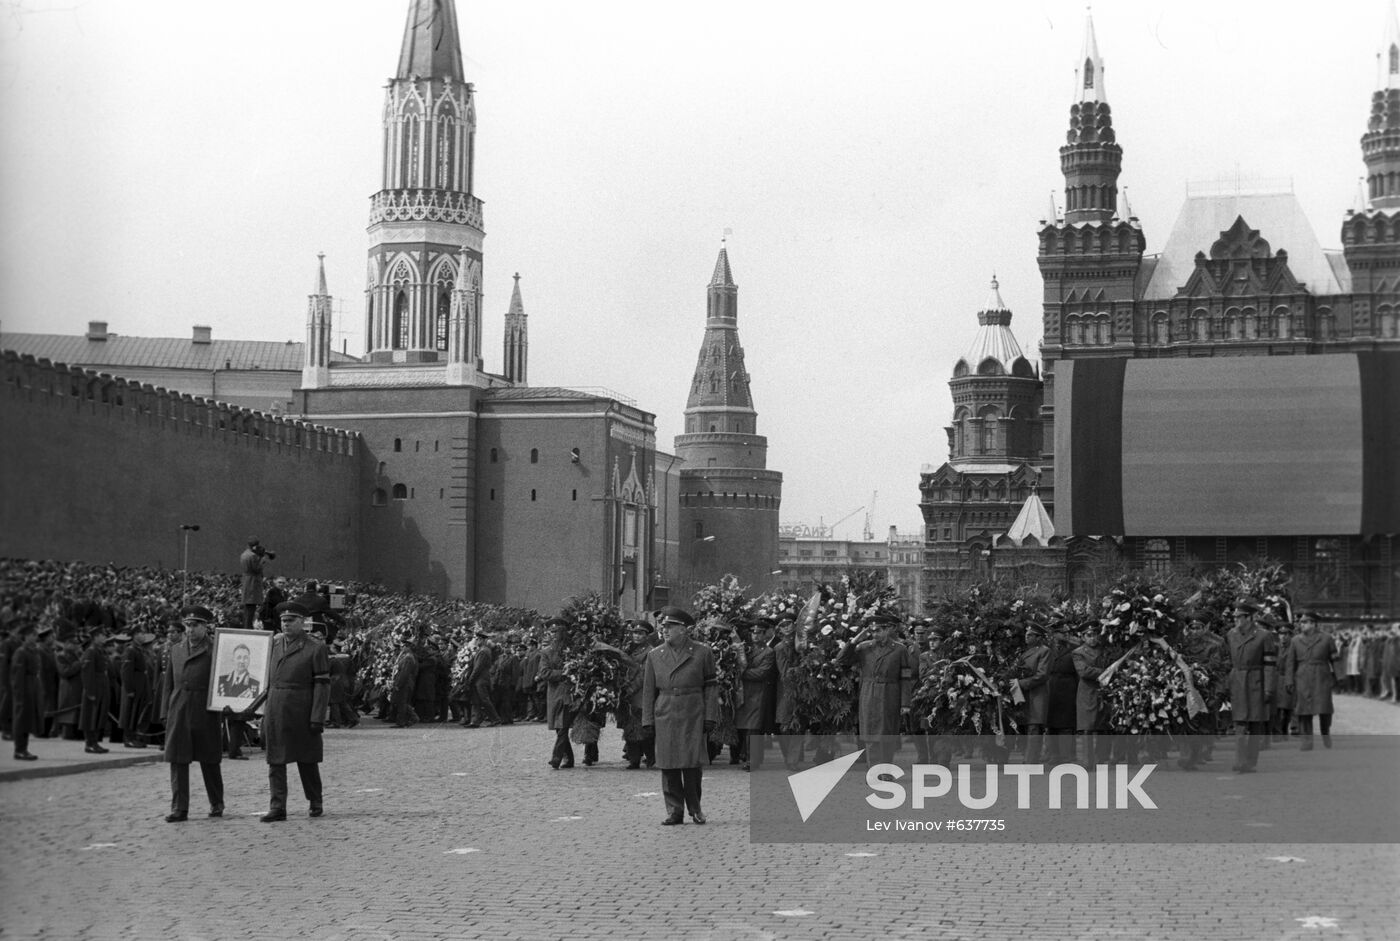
[393,438,402,452]
[490,448,498,463]
[434,440,439,452]
[415,441,420,452]
[410,487,415,499]
[392,483,408,500]
[1144,538,1171,576]
[530,448,539,464]
[371,488,387,506]
[694,521,704,539]
[439,488,444,499]
[530,489,537,501]
[572,489,577,501]
[489,489,496,500]
[377,461,386,476]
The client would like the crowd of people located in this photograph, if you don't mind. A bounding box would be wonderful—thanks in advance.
[3,555,1399,825]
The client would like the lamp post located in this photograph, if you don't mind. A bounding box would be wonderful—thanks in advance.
[179,524,200,600]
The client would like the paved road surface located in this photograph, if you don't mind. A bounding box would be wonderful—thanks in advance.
[2,695,1397,940]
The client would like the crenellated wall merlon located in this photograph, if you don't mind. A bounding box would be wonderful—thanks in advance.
[2,351,360,458]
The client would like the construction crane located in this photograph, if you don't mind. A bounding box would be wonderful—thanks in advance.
[862,491,878,542]
[820,506,864,539]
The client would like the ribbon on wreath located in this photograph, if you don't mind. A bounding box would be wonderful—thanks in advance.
[1150,637,1208,718]
[958,657,1008,748]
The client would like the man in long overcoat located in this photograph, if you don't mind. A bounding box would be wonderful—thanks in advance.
[327,639,358,728]
[1015,624,1052,763]
[390,640,418,728]
[1226,600,1277,773]
[519,639,542,722]
[161,606,224,821]
[643,607,719,825]
[1282,610,1338,750]
[735,619,777,770]
[537,618,575,769]
[78,629,111,753]
[9,622,40,760]
[838,612,913,766]
[238,601,330,821]
[119,634,150,748]
[622,622,657,770]
[464,631,499,727]
[1044,628,1079,763]
[1072,631,1112,766]
[772,618,802,769]
[239,538,267,630]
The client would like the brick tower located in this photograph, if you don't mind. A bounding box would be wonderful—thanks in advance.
[674,246,782,597]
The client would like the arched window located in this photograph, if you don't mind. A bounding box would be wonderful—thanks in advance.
[393,437,402,452]
[1242,308,1258,340]
[530,489,537,501]
[1152,312,1170,346]
[1192,310,1210,341]
[393,291,409,350]
[1084,59,1094,89]
[1144,538,1171,575]
[1275,306,1292,339]
[377,461,386,476]
[392,483,408,500]
[435,291,450,351]
[371,488,387,507]
[530,448,539,464]
[694,521,704,539]
[489,448,498,463]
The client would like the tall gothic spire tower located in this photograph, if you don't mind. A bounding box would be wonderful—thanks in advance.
[503,273,528,385]
[303,253,333,388]
[363,0,484,380]
[1060,12,1119,223]
[1343,3,1400,318]
[674,245,781,595]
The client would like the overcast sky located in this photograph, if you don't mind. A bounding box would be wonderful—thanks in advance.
[0,0,1387,535]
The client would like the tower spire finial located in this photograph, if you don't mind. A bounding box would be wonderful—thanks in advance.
[315,252,328,295]
[398,0,465,81]
[1381,1,1400,90]
[1079,7,1107,103]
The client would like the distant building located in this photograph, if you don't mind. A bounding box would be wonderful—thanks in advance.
[917,11,1399,613]
[775,526,923,609]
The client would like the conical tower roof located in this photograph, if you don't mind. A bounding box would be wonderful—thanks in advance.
[397,0,465,81]
[685,246,755,416]
[1006,490,1055,546]
[954,277,1028,376]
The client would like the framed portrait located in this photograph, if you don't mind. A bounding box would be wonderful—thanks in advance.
[207,628,273,713]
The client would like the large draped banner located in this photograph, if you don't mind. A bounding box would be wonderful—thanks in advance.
[1053,352,1400,537]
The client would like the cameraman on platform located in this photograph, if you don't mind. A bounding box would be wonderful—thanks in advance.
[239,537,276,630]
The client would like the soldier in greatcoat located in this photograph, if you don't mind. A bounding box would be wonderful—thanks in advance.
[772,618,802,769]
[491,636,520,725]
[1283,610,1339,751]
[1015,624,1052,763]
[837,612,913,766]
[1226,600,1277,773]
[519,639,542,722]
[327,639,358,728]
[622,621,657,770]
[1072,630,1113,766]
[1176,622,1227,770]
[389,640,418,728]
[537,618,575,769]
[161,606,225,822]
[1044,627,1079,763]
[735,619,777,770]
[119,633,152,748]
[463,630,499,728]
[54,631,85,739]
[78,629,111,753]
[642,607,719,825]
[237,601,331,821]
[9,622,40,760]
[36,624,59,739]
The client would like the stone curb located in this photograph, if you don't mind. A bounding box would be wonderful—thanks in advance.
[0,752,163,784]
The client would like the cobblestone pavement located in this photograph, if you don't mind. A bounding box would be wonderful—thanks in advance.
[1,698,1397,941]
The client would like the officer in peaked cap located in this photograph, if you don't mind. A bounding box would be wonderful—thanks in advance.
[162,604,224,821]
[1226,599,1277,773]
[641,607,718,825]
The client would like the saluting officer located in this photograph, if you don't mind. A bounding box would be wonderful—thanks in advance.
[1226,600,1278,774]
[838,611,913,767]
